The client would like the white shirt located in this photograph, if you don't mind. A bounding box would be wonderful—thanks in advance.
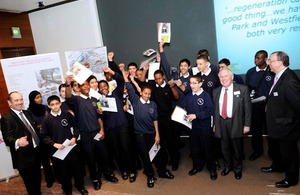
[219,84,233,118]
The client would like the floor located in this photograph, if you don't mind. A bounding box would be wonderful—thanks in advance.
[1,137,300,195]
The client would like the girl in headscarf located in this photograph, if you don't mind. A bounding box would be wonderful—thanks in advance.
[28,90,55,188]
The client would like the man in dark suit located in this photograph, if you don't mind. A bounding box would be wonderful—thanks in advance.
[1,91,41,195]
[261,51,300,188]
[213,69,251,180]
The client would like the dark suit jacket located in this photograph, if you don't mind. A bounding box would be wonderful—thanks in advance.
[213,83,252,138]
[266,68,300,140]
[0,109,40,169]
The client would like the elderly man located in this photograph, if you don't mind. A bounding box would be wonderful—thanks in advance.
[261,51,300,188]
[213,69,251,180]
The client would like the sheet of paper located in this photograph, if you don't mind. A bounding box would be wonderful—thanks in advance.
[52,139,76,160]
[126,99,134,115]
[98,97,118,112]
[66,61,93,85]
[143,48,156,57]
[140,55,157,69]
[148,62,160,80]
[192,67,199,75]
[89,88,102,100]
[149,143,161,162]
[157,23,171,43]
[171,106,192,129]
[251,96,266,103]
[93,133,103,141]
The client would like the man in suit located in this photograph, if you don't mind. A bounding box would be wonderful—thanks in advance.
[1,91,41,195]
[213,69,251,180]
[261,51,300,188]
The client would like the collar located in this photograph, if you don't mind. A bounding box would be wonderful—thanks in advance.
[192,88,203,96]
[140,97,150,104]
[80,93,92,99]
[11,108,24,116]
[255,66,267,72]
[180,72,190,78]
[156,81,166,88]
[201,68,211,76]
[51,109,62,117]
[275,67,288,80]
[222,83,233,91]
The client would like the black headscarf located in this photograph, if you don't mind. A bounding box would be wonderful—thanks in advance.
[28,90,46,117]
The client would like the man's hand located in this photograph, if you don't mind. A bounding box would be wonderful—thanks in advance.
[107,52,114,62]
[18,136,29,147]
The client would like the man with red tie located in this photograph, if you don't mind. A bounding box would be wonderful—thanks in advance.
[213,69,251,180]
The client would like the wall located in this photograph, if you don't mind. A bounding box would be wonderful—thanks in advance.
[97,0,217,68]
[29,0,104,74]
[0,12,36,114]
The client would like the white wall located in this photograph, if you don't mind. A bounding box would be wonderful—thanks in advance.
[29,0,103,74]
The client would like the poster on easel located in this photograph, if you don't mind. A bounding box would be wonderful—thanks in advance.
[0,52,64,107]
[65,46,108,81]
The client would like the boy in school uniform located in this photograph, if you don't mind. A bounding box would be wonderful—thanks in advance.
[120,63,174,188]
[41,95,88,195]
[181,75,217,180]
[64,75,118,191]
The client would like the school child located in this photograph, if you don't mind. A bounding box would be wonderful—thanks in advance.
[120,63,174,188]
[181,75,217,180]
[41,95,88,195]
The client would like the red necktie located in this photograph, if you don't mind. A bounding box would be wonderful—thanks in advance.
[221,89,228,119]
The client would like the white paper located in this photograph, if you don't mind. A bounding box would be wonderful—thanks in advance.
[67,61,93,85]
[149,143,161,162]
[89,88,102,100]
[93,133,103,141]
[171,106,192,129]
[251,96,266,103]
[192,67,199,75]
[99,97,118,112]
[143,48,156,57]
[140,55,157,69]
[157,23,171,43]
[52,139,76,160]
[148,62,160,80]
[126,99,134,115]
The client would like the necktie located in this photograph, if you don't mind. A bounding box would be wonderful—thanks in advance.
[269,76,278,94]
[221,89,228,119]
[19,112,40,146]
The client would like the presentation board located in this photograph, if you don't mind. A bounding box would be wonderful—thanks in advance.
[0,53,64,106]
[214,0,300,74]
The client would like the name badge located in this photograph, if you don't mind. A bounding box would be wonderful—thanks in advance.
[234,91,240,95]
[273,92,278,96]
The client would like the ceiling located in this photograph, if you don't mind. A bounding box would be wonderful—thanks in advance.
[0,0,71,13]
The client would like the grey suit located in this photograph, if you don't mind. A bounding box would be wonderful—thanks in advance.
[213,83,251,172]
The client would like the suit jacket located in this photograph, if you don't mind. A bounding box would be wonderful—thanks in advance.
[213,83,252,138]
[0,109,40,169]
[266,68,300,140]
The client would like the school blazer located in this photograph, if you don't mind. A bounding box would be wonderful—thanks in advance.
[266,68,300,140]
[213,83,252,138]
[1,109,40,169]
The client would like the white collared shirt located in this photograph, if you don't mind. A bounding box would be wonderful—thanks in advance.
[255,66,267,72]
[51,109,62,117]
[201,68,212,76]
[140,97,150,104]
[156,81,166,88]
[219,84,233,118]
[80,93,92,99]
[180,72,190,78]
[192,88,203,96]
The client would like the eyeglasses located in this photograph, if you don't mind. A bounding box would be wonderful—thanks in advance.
[267,59,279,63]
